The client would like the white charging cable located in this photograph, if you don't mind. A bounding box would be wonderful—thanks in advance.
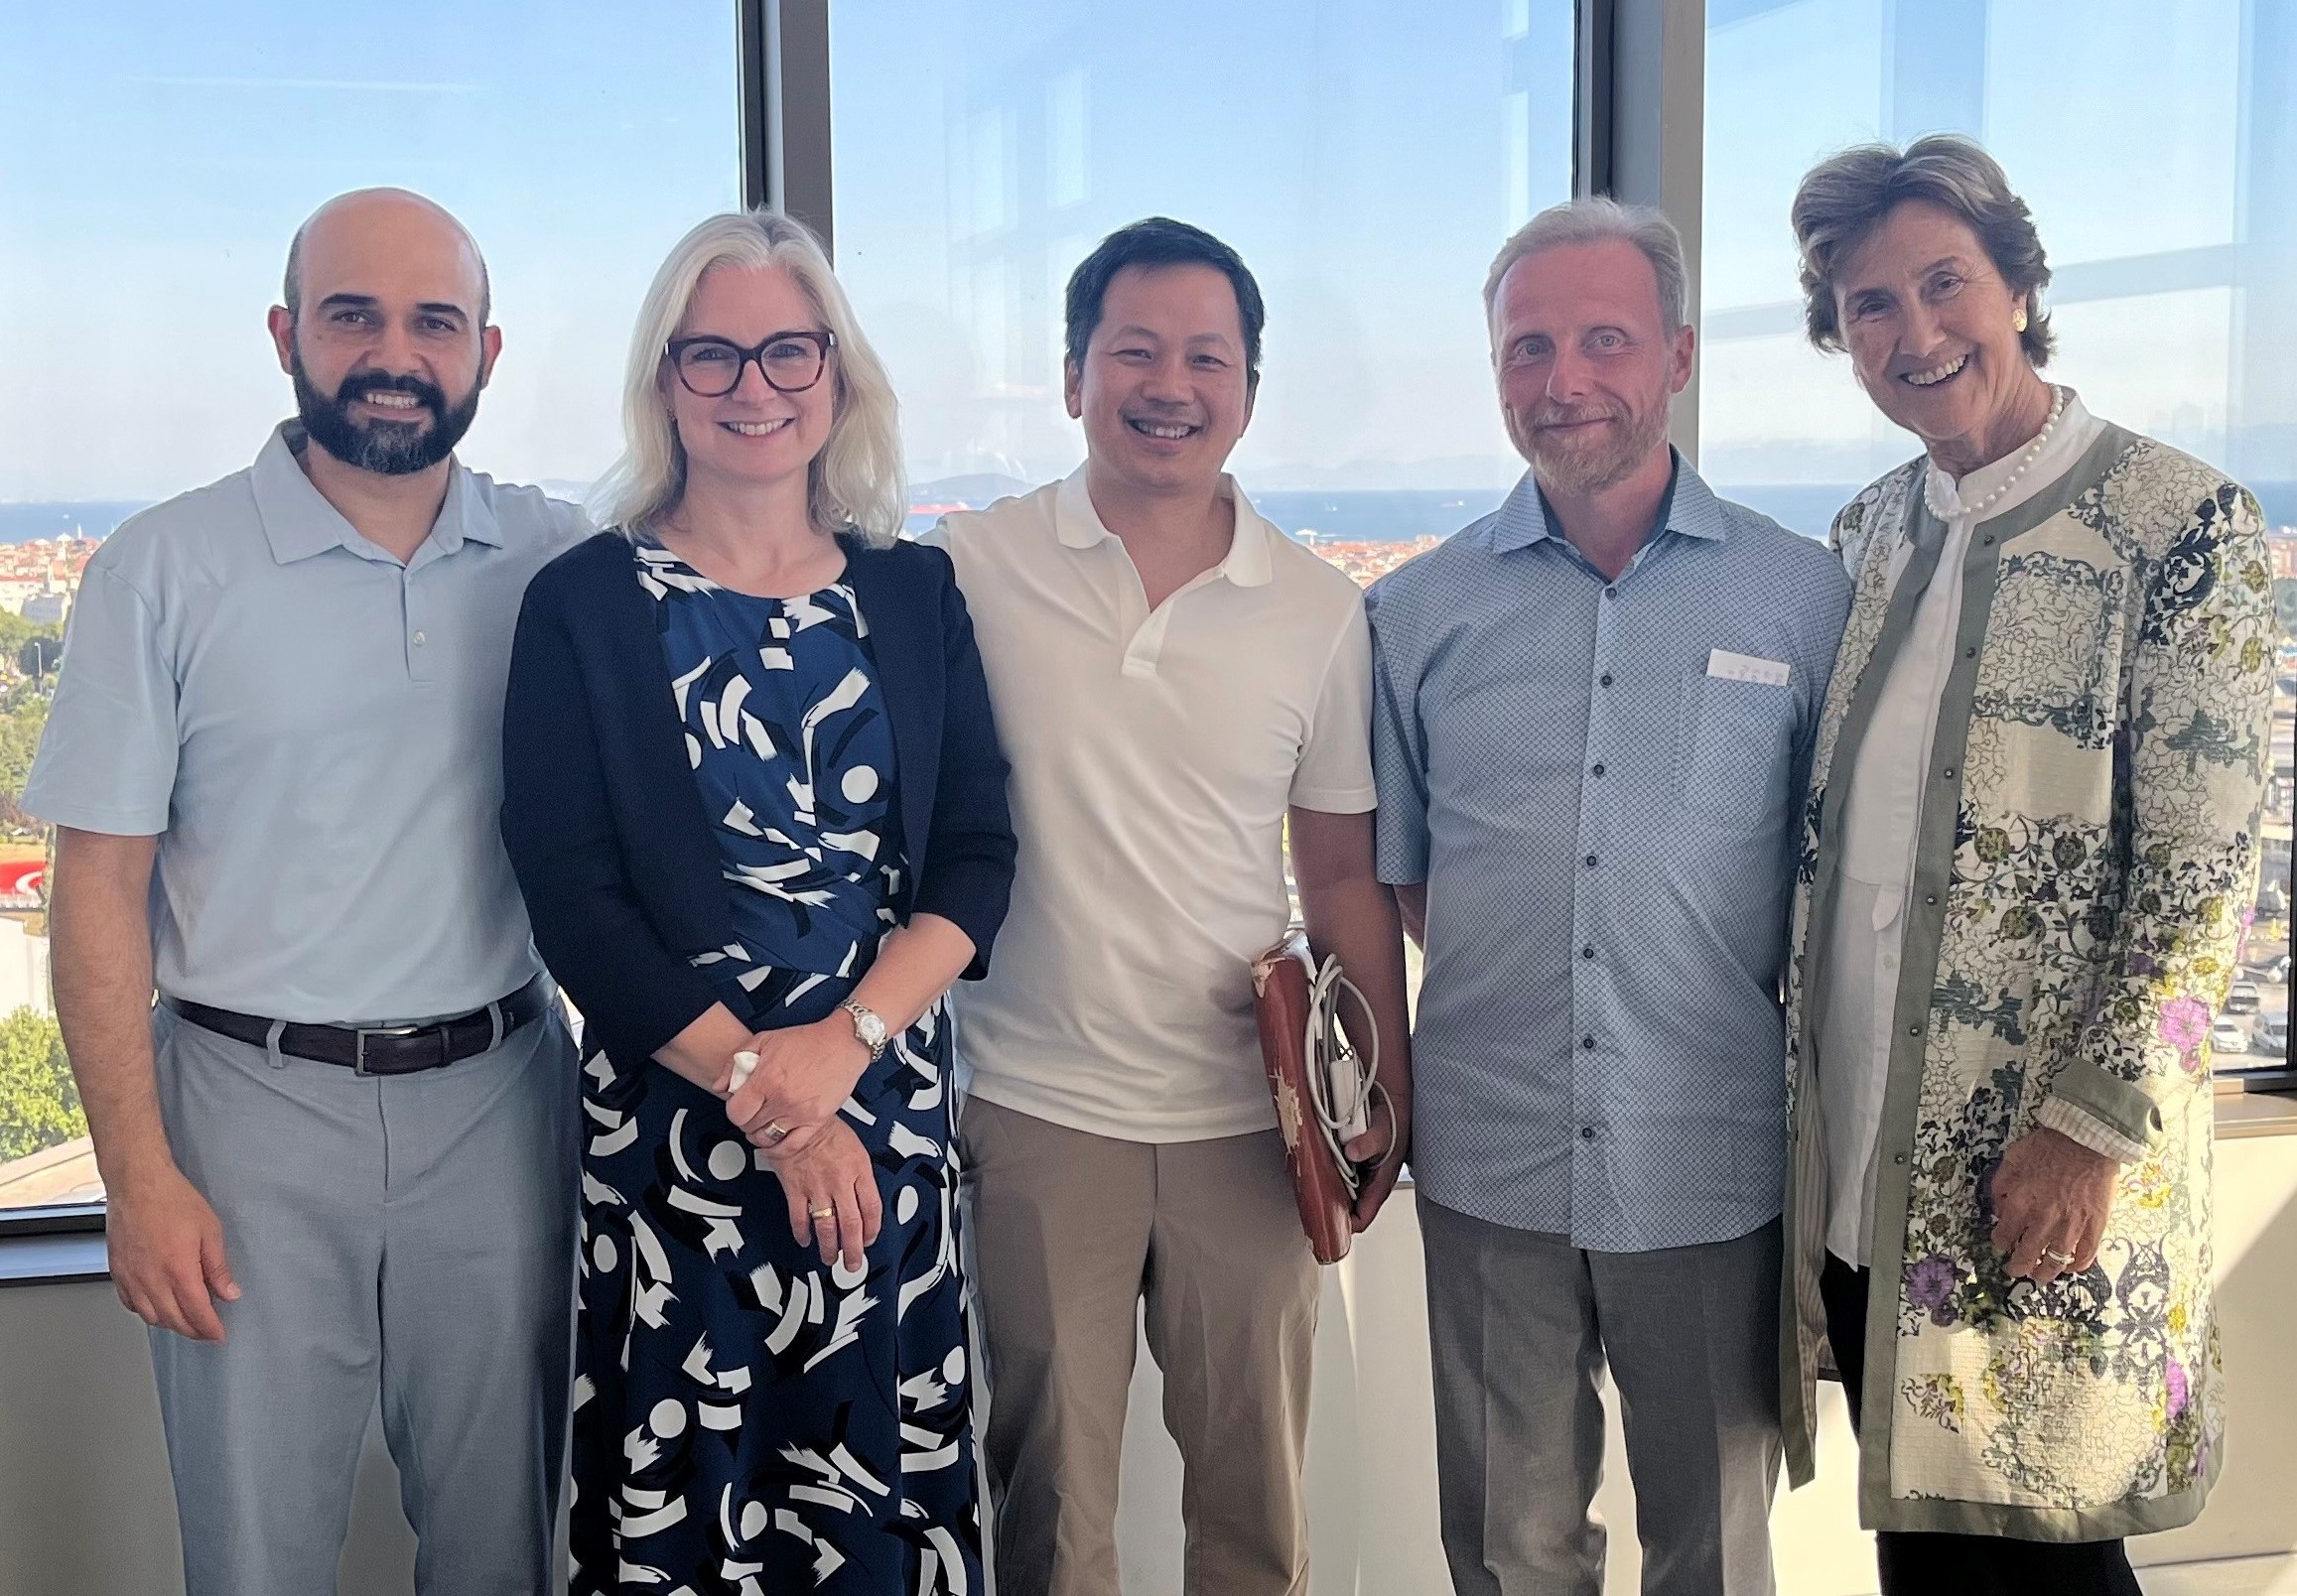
[1303,955,1384,1197]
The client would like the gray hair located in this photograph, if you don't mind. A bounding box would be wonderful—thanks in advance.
[1483,197,1689,334]
[1791,134,2055,365]
[591,209,906,546]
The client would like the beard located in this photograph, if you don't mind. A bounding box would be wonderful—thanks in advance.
[1511,394,1672,496]
[291,345,481,476]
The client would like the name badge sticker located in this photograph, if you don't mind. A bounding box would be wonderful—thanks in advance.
[1707,649,1791,687]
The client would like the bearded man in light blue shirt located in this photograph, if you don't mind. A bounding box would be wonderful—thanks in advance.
[1369,199,1852,1596]
[27,190,587,1596]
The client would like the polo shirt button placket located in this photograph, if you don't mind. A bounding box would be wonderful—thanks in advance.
[402,569,432,683]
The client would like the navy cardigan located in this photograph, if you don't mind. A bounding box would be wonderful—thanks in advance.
[500,531,1015,1069]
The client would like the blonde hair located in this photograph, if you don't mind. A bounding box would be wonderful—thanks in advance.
[593,209,906,545]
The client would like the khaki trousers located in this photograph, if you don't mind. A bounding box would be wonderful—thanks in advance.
[959,1094,1320,1596]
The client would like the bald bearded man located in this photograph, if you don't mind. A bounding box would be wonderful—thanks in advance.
[28,190,587,1596]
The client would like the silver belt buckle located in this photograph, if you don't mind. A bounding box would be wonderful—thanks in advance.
[353,1023,423,1076]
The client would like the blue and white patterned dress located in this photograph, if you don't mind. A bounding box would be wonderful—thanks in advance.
[569,542,980,1594]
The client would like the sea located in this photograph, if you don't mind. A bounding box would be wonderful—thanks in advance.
[14,480,2296,549]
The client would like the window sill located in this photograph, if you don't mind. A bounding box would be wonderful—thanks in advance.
[0,1202,108,1286]
[2216,1076,2297,1139]
[0,1230,107,1287]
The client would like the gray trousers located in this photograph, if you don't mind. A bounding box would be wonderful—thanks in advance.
[148,999,580,1596]
[1419,1198,1783,1596]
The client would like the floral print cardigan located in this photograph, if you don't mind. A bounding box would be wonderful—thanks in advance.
[1780,422,2275,1539]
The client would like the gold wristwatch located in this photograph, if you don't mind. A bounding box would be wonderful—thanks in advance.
[841,998,889,1063]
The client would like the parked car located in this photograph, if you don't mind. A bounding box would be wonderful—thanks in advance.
[2257,1017,2290,1059]
[2209,1019,2250,1056]
[2226,982,2261,1013]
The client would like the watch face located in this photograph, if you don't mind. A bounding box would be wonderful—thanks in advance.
[854,1006,887,1046]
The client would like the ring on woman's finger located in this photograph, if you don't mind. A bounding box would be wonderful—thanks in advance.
[2041,1247,2075,1265]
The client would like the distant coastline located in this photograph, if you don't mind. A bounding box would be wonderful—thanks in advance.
[13,479,2296,548]
[0,502,149,545]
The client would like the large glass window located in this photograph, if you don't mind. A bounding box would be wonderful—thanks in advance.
[830,0,1574,572]
[1699,0,2294,1071]
[0,1,742,1214]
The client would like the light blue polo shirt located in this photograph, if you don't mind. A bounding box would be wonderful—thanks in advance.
[25,423,588,1024]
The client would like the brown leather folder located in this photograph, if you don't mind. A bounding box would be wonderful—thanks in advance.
[1251,931,1359,1264]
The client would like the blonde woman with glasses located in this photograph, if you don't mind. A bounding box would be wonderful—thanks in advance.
[500,209,1014,1594]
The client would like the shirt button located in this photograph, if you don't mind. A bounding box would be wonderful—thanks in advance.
[1582,945,1596,960]
[1925,893,1939,906]
[1964,647,1977,659]
[1591,762,1606,777]
[1581,1035,1596,1050]
[412,631,427,646]
[1584,855,1598,868]
[1603,586,1618,599]
[1581,1126,1597,1141]
[1894,1152,1909,1165]
[1908,1023,1923,1036]
[1599,674,1614,688]
[1943,765,1957,779]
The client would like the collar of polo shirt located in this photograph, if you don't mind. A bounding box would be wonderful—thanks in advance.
[1050,465,1275,589]
[251,422,504,567]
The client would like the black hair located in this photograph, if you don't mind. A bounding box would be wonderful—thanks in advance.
[1062,216,1265,385]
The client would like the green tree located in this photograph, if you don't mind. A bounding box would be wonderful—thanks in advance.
[0,610,41,668]
[0,664,57,835]
[0,691,51,834]
[0,1005,82,1164]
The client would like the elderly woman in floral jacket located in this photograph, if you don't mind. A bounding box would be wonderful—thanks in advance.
[1778,135,2275,1595]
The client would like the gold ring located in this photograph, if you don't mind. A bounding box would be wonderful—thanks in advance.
[2041,1247,2075,1264]
[763,1121,791,1142]
[810,1205,836,1221]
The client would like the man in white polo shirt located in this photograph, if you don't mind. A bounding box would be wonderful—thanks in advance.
[930,217,1413,1595]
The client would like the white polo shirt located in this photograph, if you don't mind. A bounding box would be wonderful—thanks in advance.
[928,467,1377,1141]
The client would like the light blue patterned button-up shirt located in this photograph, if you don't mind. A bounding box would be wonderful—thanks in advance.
[1368,456,1852,1251]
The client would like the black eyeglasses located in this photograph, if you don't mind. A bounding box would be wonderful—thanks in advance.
[664,330,836,397]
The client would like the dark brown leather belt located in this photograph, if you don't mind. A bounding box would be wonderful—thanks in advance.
[162,975,551,1076]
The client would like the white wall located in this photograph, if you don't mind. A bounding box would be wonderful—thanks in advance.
[4,1140,2294,1596]
[0,918,51,1018]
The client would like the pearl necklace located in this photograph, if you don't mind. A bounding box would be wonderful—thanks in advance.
[1924,384,2071,524]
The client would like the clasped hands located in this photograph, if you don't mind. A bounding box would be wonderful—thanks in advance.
[721,1016,879,1269]
[723,1015,870,1154]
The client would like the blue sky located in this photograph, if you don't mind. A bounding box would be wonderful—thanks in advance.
[0,0,2284,506]
[0,0,739,500]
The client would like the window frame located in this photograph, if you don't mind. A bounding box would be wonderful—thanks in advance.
[0,3,793,1253]
[9,0,2290,1272]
